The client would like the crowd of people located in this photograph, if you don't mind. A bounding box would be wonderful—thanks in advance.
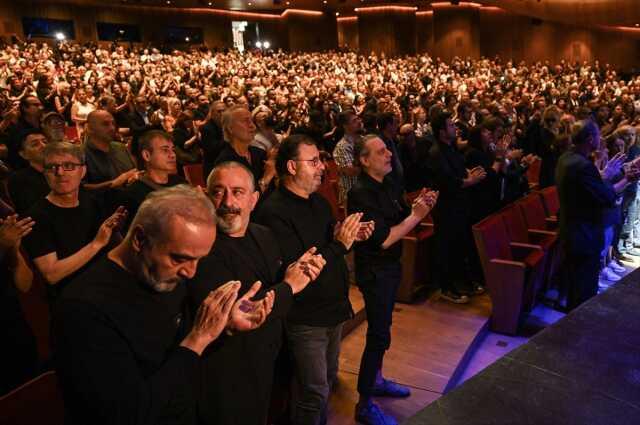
[2,38,640,425]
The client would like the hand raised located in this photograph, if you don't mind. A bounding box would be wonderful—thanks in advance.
[228,281,275,332]
[182,281,240,355]
[284,247,327,294]
[94,206,128,248]
[335,212,363,250]
[0,214,34,249]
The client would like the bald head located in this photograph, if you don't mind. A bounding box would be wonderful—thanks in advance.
[86,110,116,144]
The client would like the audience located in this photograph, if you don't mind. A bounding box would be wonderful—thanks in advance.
[3,39,640,424]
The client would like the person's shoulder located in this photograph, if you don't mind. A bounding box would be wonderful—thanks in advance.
[248,222,278,242]
[25,197,52,219]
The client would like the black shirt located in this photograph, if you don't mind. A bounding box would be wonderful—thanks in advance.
[22,191,108,300]
[255,186,352,327]
[214,144,266,187]
[348,173,409,271]
[189,224,293,425]
[84,141,136,185]
[53,257,198,425]
[199,120,225,179]
[115,174,185,231]
[427,140,469,219]
[8,165,50,215]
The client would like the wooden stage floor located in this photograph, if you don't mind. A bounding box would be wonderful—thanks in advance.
[327,290,491,425]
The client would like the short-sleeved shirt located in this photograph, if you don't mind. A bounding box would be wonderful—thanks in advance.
[84,140,136,185]
[348,172,409,271]
[333,136,358,204]
[22,191,108,300]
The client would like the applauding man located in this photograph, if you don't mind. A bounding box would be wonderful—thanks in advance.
[348,135,438,425]
[191,161,326,425]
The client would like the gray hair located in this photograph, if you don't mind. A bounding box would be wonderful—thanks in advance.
[43,141,85,164]
[353,134,379,167]
[207,160,256,192]
[221,104,249,142]
[127,185,216,244]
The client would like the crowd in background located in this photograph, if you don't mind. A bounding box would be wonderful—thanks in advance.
[2,39,640,425]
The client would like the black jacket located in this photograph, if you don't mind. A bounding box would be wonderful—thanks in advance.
[188,224,293,425]
[255,186,352,326]
[556,149,616,256]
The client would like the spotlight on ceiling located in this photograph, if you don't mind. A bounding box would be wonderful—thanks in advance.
[55,32,66,41]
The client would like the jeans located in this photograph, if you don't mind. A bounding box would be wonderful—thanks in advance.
[286,322,343,425]
[356,262,402,398]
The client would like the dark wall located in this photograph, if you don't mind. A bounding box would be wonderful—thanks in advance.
[358,8,416,56]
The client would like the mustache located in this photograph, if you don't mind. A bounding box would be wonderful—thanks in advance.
[217,205,242,215]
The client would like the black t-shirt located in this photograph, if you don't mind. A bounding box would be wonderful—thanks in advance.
[8,166,50,216]
[53,257,198,425]
[22,191,108,300]
[214,144,266,187]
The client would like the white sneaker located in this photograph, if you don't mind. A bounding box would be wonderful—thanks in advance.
[608,261,626,274]
[600,267,622,282]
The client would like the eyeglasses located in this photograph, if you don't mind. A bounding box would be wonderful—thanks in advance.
[296,157,322,167]
[43,162,84,173]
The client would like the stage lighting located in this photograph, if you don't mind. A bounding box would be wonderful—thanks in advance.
[256,41,263,48]
[263,41,270,49]
[185,37,190,42]
[55,32,65,41]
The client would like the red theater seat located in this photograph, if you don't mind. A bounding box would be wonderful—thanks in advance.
[183,163,206,188]
[398,222,434,303]
[473,214,546,335]
[517,192,557,231]
[0,371,64,425]
[539,186,560,220]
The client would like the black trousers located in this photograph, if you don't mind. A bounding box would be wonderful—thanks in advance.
[565,251,601,311]
[356,262,401,398]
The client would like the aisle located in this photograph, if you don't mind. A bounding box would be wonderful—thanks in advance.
[327,292,491,425]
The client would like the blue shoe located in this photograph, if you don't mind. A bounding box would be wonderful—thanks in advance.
[371,378,411,398]
[355,401,398,425]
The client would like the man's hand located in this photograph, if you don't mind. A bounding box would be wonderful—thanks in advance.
[465,166,487,186]
[284,247,327,294]
[334,212,364,250]
[94,206,128,248]
[228,281,275,332]
[0,215,34,250]
[181,281,240,355]
[603,152,626,181]
[111,169,142,188]
[410,188,438,221]
[356,221,375,242]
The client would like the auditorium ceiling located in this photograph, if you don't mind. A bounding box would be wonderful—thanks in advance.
[29,0,640,27]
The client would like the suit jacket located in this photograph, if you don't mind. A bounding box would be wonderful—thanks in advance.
[556,149,616,256]
[188,223,293,425]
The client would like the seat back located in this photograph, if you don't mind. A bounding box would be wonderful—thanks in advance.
[500,204,529,244]
[539,186,559,218]
[526,157,541,188]
[0,371,64,425]
[473,214,513,278]
[317,178,343,220]
[64,125,79,142]
[324,159,339,182]
[183,163,206,187]
[517,192,548,229]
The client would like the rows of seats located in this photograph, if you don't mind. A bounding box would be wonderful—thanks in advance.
[473,187,560,334]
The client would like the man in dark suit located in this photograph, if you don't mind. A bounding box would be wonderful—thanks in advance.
[190,161,326,425]
[556,119,636,310]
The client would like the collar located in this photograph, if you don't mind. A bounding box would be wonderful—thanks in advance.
[279,184,312,203]
[359,171,388,189]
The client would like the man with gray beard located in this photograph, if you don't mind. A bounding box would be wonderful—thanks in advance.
[190,161,326,425]
[53,185,275,425]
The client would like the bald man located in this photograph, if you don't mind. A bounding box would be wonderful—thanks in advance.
[83,110,138,192]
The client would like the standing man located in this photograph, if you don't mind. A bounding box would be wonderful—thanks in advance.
[53,185,274,425]
[22,142,127,301]
[377,112,404,193]
[116,130,184,231]
[216,105,276,194]
[427,111,486,304]
[556,119,634,310]
[192,161,326,425]
[256,134,373,425]
[348,135,438,425]
[333,111,363,205]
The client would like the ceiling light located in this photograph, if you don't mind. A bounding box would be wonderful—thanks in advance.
[55,32,65,41]
[335,12,340,16]
[263,41,270,49]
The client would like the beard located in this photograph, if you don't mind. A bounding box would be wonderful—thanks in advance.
[135,250,184,293]
[216,204,243,235]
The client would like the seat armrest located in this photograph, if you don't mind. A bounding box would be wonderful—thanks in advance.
[509,242,543,261]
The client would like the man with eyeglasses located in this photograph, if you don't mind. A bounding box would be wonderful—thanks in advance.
[22,142,127,301]
[116,130,185,232]
[256,134,374,425]
[8,130,50,215]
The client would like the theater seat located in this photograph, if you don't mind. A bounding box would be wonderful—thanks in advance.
[0,371,64,425]
[517,192,558,231]
[539,186,560,221]
[183,163,206,188]
[473,214,546,335]
[317,176,344,221]
[398,222,434,303]
[64,126,79,143]
[526,157,541,190]
[500,204,558,305]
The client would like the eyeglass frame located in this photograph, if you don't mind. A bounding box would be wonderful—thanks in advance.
[43,162,85,173]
